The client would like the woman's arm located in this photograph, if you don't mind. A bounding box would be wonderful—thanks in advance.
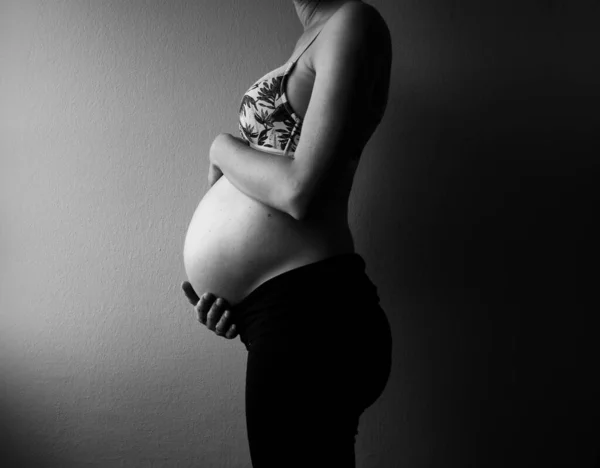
[284,3,387,221]
[210,133,300,219]
[210,4,388,221]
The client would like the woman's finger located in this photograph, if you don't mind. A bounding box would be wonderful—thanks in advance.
[206,297,227,331]
[224,323,238,340]
[215,309,233,336]
[195,293,216,325]
[181,281,200,305]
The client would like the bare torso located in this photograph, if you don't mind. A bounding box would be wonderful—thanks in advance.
[183,3,391,306]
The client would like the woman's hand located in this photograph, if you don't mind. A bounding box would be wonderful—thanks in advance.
[212,132,247,150]
[208,162,223,188]
[207,133,230,189]
[207,133,248,189]
[181,281,239,340]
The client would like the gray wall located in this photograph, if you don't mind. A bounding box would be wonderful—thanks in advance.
[1,0,597,467]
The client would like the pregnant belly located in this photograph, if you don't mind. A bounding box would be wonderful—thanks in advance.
[183,176,352,307]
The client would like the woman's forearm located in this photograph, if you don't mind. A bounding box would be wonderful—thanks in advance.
[210,134,299,218]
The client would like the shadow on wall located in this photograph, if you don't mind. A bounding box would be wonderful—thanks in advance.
[360,1,599,466]
[372,88,598,467]
[0,401,67,467]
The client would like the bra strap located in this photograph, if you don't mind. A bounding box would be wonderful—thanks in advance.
[289,26,325,65]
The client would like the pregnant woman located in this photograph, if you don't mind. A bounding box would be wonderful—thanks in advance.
[182,1,392,466]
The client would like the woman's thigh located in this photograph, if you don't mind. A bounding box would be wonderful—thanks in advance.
[244,304,392,467]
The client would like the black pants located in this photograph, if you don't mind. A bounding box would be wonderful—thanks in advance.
[230,253,393,468]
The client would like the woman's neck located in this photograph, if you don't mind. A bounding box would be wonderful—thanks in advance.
[293,1,360,32]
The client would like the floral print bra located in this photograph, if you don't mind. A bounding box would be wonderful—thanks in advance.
[238,27,324,158]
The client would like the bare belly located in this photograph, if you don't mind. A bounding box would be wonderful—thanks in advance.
[183,175,355,307]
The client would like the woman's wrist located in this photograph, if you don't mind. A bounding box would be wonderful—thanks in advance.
[210,133,247,166]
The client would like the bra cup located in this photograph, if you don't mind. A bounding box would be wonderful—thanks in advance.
[239,66,302,155]
[239,25,325,155]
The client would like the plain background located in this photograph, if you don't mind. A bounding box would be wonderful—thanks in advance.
[1,0,598,466]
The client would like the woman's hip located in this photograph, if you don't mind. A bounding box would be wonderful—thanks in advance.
[230,252,392,352]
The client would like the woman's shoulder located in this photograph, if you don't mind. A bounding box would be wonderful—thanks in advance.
[317,2,392,64]
[312,2,392,129]
[331,2,390,39]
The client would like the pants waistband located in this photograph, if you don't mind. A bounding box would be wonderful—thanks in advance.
[230,253,381,349]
